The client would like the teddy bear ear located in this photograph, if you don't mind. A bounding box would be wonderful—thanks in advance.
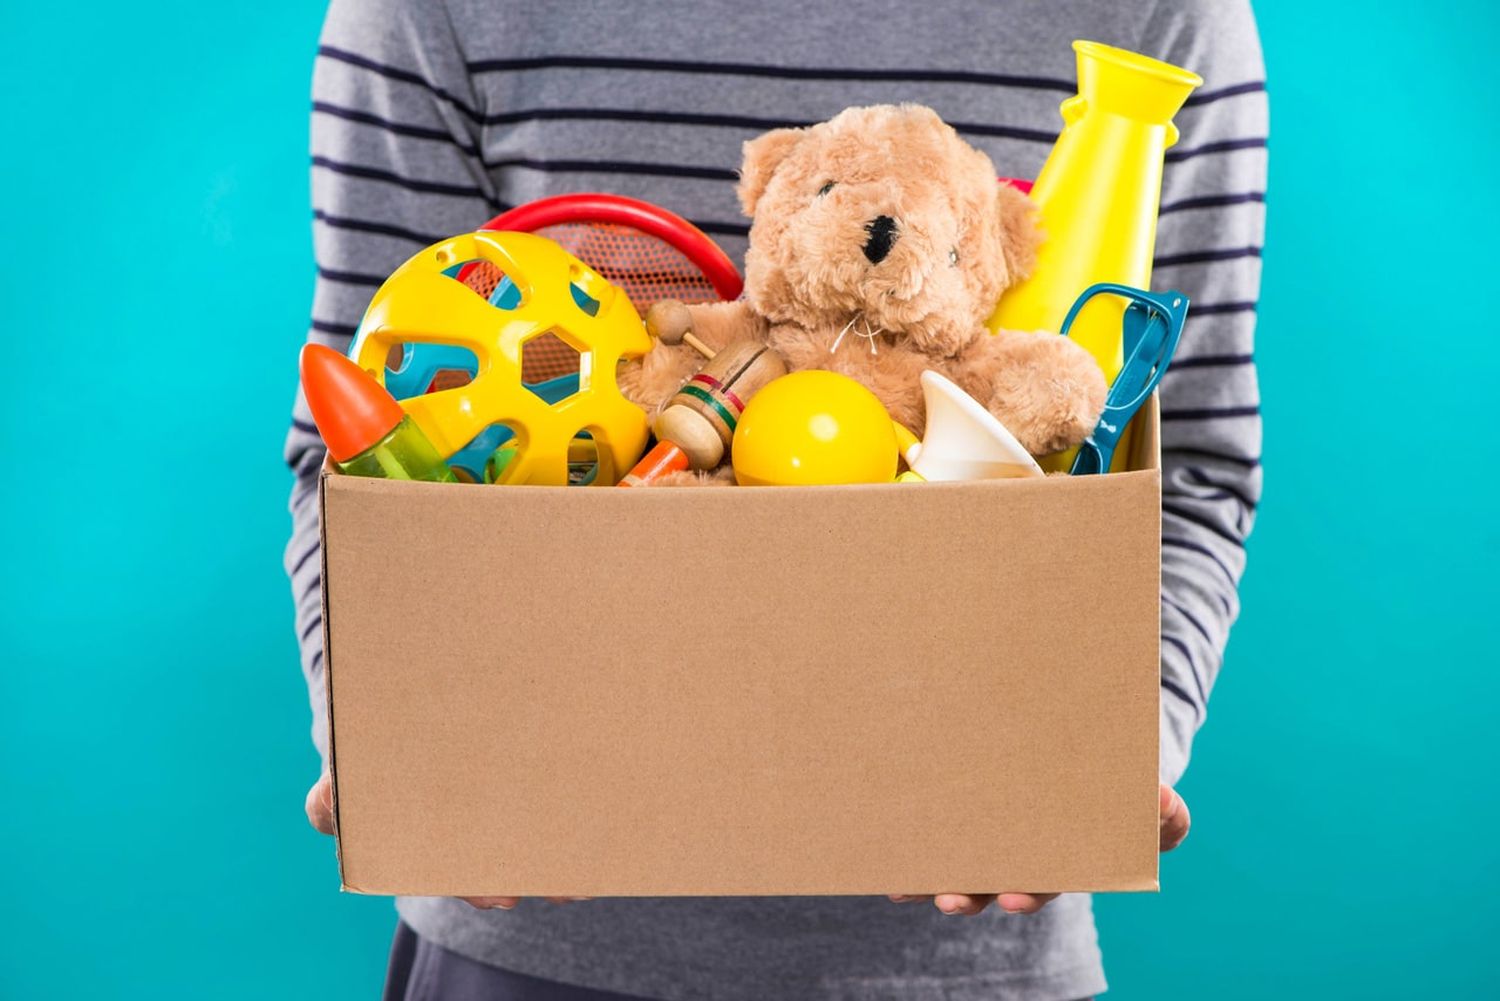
[737,128,806,217]
[995,181,1042,283]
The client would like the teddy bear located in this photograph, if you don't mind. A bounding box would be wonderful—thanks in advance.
[619,103,1106,478]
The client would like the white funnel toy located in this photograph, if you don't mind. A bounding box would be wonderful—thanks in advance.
[902,371,1044,481]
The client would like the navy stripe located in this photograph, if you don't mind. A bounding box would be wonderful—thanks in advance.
[299,575,323,605]
[286,442,320,475]
[1163,502,1247,549]
[1159,191,1265,214]
[1161,405,1261,421]
[1160,678,1202,719]
[310,650,323,671]
[1161,634,1208,706]
[1155,245,1261,268]
[301,615,324,643]
[314,209,448,247]
[1183,80,1267,107]
[1162,536,1238,588]
[318,45,482,120]
[1170,353,1254,369]
[311,319,358,338]
[1190,301,1258,316]
[692,219,751,238]
[1165,137,1267,163]
[486,155,737,182]
[465,54,1078,93]
[318,266,387,288]
[292,416,319,436]
[314,101,477,152]
[312,155,500,205]
[289,539,322,577]
[1163,446,1261,469]
[474,105,1058,144]
[1162,594,1217,647]
[293,450,326,480]
[1179,466,1260,511]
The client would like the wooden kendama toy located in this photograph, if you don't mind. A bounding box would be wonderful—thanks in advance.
[618,302,788,486]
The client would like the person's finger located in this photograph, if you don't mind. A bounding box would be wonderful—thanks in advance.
[304,772,334,835]
[888,894,932,904]
[996,892,1059,914]
[1159,784,1191,852]
[933,894,996,916]
[462,896,521,910]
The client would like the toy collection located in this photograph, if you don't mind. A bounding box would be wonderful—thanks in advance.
[299,40,1197,492]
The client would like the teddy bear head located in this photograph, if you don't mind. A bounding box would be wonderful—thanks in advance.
[737,104,1041,358]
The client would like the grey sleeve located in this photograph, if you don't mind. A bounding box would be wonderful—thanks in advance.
[1141,0,1268,783]
[284,0,494,761]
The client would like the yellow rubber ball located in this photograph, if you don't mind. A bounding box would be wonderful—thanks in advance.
[732,370,899,486]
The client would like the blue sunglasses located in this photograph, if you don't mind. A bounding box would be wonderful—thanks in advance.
[1059,283,1190,475]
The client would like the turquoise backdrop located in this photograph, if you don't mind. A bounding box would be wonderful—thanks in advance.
[2,1,1494,997]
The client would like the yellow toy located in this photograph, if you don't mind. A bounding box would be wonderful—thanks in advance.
[732,371,915,486]
[349,231,652,486]
[987,40,1200,471]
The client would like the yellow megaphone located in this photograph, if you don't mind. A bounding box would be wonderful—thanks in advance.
[897,371,1043,483]
[988,40,1201,472]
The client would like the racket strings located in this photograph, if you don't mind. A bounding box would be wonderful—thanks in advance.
[456,223,724,384]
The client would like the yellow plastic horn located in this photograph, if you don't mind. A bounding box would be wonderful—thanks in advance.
[987,41,1200,471]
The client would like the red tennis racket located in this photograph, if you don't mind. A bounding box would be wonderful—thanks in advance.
[455,194,743,383]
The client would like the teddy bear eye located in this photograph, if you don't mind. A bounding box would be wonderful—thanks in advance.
[948,247,959,266]
[817,180,836,197]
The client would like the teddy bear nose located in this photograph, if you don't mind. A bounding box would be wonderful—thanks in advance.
[862,215,899,264]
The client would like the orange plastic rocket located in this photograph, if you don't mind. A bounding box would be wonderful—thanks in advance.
[300,344,457,483]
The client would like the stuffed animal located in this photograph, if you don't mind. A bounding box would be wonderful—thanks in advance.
[619,103,1106,478]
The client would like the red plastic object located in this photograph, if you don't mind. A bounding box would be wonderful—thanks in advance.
[479,193,744,302]
[300,343,404,462]
[998,176,1035,195]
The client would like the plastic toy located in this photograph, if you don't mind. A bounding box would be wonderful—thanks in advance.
[348,230,653,486]
[436,373,579,482]
[300,344,456,483]
[985,40,1199,473]
[732,371,911,487]
[898,371,1043,482]
[986,40,1200,376]
[1062,284,1190,475]
[619,314,788,487]
[481,193,744,305]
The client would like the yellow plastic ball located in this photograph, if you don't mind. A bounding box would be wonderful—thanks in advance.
[732,371,899,486]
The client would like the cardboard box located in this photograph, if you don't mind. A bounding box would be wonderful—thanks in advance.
[320,404,1162,897]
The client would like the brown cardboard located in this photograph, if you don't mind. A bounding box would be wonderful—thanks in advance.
[321,409,1162,897]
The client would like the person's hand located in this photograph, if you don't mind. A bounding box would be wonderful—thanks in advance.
[890,783,1191,916]
[305,770,335,835]
[304,771,588,910]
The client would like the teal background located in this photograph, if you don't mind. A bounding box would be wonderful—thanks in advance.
[1,1,1494,997]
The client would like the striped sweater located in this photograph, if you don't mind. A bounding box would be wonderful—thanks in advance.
[284,2,1265,998]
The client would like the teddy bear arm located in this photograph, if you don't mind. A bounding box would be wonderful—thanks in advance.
[958,328,1108,456]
